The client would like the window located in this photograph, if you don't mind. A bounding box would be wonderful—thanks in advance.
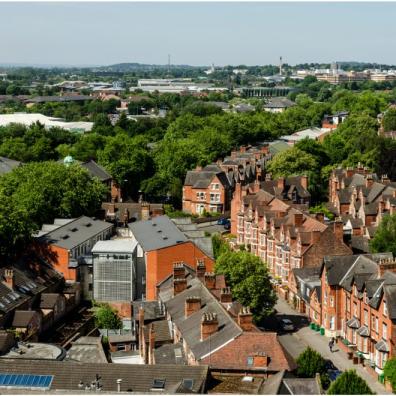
[211,183,219,190]
[196,192,205,201]
[384,301,388,317]
[346,297,351,313]
[364,310,368,326]
[375,317,379,333]
[330,296,334,308]
[117,343,126,351]
[383,323,388,340]
[324,291,328,306]
[247,357,254,366]
[353,302,358,317]
[330,316,335,330]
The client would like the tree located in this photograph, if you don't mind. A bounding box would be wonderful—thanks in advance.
[94,303,123,329]
[384,357,396,392]
[215,250,276,321]
[327,370,374,395]
[296,347,326,378]
[267,147,318,178]
[370,213,396,256]
[383,108,396,132]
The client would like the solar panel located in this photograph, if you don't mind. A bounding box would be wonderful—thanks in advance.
[0,374,53,389]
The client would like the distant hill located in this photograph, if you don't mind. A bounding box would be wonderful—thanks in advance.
[96,63,205,72]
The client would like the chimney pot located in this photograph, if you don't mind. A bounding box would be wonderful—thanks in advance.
[201,312,219,340]
[238,306,253,331]
[173,262,185,279]
[3,269,14,289]
[204,272,216,290]
[220,287,232,303]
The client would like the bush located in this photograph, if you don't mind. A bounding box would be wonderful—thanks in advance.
[327,369,374,394]
[384,358,396,392]
[296,347,326,378]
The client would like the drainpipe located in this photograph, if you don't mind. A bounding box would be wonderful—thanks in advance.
[117,379,122,393]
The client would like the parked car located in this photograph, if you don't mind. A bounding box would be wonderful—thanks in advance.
[279,318,295,331]
[324,360,342,381]
[223,221,231,230]
[217,218,230,225]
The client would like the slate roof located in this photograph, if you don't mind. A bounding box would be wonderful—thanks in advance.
[154,342,186,365]
[184,169,230,189]
[39,216,113,250]
[102,201,164,222]
[350,235,370,253]
[160,277,242,361]
[293,267,321,282]
[0,359,208,393]
[66,337,108,364]
[322,253,392,286]
[144,320,172,343]
[129,215,188,252]
[0,156,22,176]
[12,311,38,327]
[132,300,166,322]
[263,98,296,109]
[39,293,62,309]
[80,160,112,182]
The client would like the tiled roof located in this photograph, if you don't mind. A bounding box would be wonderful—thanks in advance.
[0,359,208,393]
[12,310,38,327]
[160,278,242,361]
[200,332,296,372]
[80,160,112,182]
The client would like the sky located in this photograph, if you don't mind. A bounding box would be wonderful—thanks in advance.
[1,2,396,67]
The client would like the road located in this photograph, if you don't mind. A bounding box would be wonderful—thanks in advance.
[271,297,391,394]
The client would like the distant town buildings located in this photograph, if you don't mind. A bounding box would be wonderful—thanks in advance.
[0,113,93,133]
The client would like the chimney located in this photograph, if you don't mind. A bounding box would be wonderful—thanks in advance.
[253,179,260,193]
[261,145,269,155]
[231,150,237,159]
[108,203,115,215]
[311,230,322,245]
[238,306,253,331]
[378,258,396,277]
[382,174,390,185]
[173,262,185,279]
[173,278,187,296]
[252,352,269,368]
[265,173,272,182]
[138,306,145,357]
[346,167,354,178]
[196,165,202,171]
[185,296,201,317]
[357,162,364,173]
[240,146,246,153]
[141,203,150,221]
[148,323,155,365]
[333,218,344,241]
[196,259,206,279]
[365,174,374,189]
[220,287,232,303]
[300,175,308,190]
[204,272,216,290]
[3,269,14,289]
[294,213,304,227]
[201,313,218,340]
[315,212,324,223]
[277,177,285,190]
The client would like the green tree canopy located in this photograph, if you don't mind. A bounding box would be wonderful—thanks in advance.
[327,370,374,395]
[215,250,276,321]
[94,303,123,330]
[384,357,396,392]
[370,213,396,256]
[296,347,326,378]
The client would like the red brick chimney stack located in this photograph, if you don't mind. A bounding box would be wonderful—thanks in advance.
[148,323,155,365]
[378,258,396,277]
[220,287,232,303]
[204,272,216,290]
[294,213,304,227]
[201,313,218,340]
[4,269,14,289]
[173,262,185,279]
[238,306,253,331]
[185,296,201,318]
[173,278,187,296]
[196,259,206,279]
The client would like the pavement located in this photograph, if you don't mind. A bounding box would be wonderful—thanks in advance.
[273,297,391,395]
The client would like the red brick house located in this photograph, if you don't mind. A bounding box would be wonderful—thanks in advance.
[320,253,396,375]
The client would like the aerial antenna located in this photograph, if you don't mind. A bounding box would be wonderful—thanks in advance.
[167,54,171,77]
[279,56,283,76]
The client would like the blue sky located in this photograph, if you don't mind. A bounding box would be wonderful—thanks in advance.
[1,2,396,66]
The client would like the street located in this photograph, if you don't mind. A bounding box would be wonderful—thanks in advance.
[271,298,391,395]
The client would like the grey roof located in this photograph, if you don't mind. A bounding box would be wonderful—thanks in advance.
[346,317,360,329]
[132,301,165,322]
[39,293,62,309]
[108,334,135,344]
[80,160,112,182]
[375,339,390,352]
[282,378,322,395]
[154,342,186,365]
[66,337,107,364]
[357,326,370,337]
[350,235,370,253]
[323,253,392,286]
[39,216,113,250]
[0,359,208,393]
[91,239,137,254]
[160,277,242,361]
[129,216,188,252]
[293,267,321,282]
[25,95,93,104]
[263,98,296,109]
[12,311,38,327]
[0,157,21,176]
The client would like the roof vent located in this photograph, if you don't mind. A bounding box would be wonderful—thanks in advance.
[69,227,78,232]
[162,236,168,240]
[157,230,162,233]
[152,223,157,227]
[85,223,92,227]
[152,379,165,390]
[176,240,183,243]
[61,234,69,240]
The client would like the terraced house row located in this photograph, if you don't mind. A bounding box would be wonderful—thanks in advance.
[289,253,396,377]
[231,176,351,285]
